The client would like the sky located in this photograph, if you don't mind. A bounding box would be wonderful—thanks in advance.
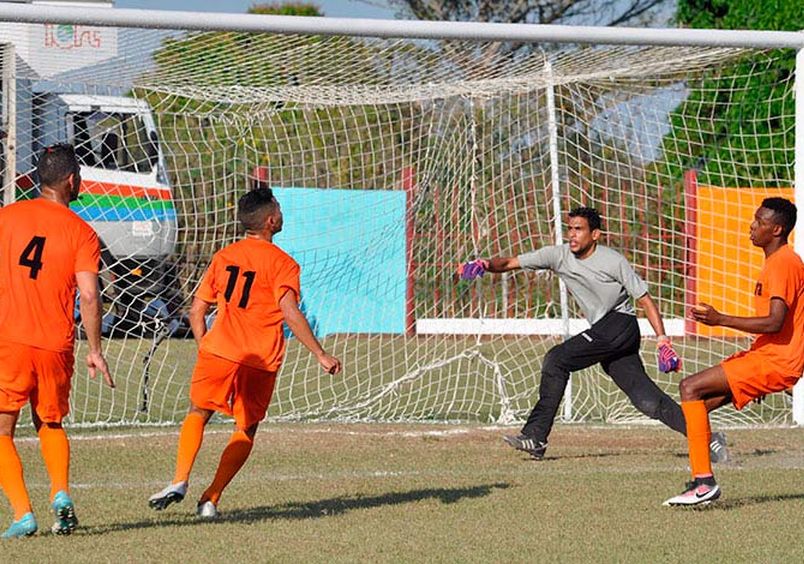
[115,0,396,19]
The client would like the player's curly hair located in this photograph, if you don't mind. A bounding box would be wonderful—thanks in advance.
[568,206,602,231]
[37,143,79,187]
[762,197,796,239]
[238,187,278,232]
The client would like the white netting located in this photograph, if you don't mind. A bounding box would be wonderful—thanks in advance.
[0,19,798,426]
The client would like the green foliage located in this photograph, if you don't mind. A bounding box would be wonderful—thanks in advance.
[676,0,804,31]
[248,2,324,16]
[654,0,801,188]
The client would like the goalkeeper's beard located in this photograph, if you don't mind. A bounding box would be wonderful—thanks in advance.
[570,241,596,258]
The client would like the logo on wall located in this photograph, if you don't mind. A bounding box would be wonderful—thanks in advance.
[44,24,102,49]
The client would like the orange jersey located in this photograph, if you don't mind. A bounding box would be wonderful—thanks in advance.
[748,244,804,375]
[196,238,300,371]
[0,199,100,352]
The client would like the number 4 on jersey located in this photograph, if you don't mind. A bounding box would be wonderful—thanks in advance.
[19,236,46,280]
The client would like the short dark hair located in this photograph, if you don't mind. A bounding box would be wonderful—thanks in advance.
[37,144,79,187]
[238,188,277,232]
[762,197,796,239]
[568,207,602,231]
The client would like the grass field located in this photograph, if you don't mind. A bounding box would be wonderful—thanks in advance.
[2,423,803,562]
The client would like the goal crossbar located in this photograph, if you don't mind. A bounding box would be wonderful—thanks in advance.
[0,4,801,49]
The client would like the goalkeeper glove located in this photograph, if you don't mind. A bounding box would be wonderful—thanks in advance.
[657,339,681,373]
[458,259,488,281]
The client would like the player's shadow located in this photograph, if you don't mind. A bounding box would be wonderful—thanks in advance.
[81,483,511,536]
[700,492,804,511]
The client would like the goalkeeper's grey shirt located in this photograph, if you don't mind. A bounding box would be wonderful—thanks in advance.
[517,244,648,325]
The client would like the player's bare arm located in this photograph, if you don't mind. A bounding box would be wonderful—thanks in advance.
[279,290,342,375]
[458,256,520,280]
[485,256,521,273]
[691,298,787,333]
[636,293,668,340]
[76,271,114,388]
[638,293,681,373]
[188,296,213,347]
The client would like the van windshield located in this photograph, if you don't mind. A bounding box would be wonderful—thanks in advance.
[69,111,158,174]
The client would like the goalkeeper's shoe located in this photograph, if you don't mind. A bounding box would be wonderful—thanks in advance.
[148,481,187,511]
[2,512,37,539]
[709,432,729,464]
[51,491,78,535]
[196,500,219,520]
[709,433,729,462]
[502,434,547,460]
[663,477,720,507]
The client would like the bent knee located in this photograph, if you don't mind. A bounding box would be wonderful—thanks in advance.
[632,397,661,418]
[679,377,702,401]
[542,348,567,374]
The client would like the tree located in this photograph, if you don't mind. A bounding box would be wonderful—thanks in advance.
[389,0,673,26]
[652,0,803,188]
[248,2,324,16]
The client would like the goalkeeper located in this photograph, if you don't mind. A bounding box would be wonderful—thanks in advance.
[460,207,727,462]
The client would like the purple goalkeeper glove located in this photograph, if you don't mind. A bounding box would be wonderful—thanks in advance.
[657,340,681,373]
[458,259,489,281]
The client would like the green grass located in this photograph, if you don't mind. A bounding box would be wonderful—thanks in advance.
[2,423,803,562]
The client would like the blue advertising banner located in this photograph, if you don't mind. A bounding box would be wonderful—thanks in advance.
[272,187,407,337]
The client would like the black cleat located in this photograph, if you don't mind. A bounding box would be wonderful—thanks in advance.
[709,431,729,464]
[148,482,187,511]
[503,434,548,459]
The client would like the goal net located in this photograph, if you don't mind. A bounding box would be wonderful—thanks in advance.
[0,13,800,427]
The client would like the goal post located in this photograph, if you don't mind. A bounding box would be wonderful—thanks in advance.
[0,4,802,427]
[794,46,804,425]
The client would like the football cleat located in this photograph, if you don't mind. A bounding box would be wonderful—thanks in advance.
[196,500,219,520]
[663,478,721,507]
[2,512,37,539]
[148,481,187,511]
[51,491,78,535]
[709,431,729,464]
[503,434,548,460]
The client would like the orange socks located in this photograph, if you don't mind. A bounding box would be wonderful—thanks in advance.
[38,425,70,501]
[173,412,207,484]
[0,436,32,520]
[200,430,254,506]
[681,400,712,478]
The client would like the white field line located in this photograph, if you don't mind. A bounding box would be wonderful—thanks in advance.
[15,420,795,445]
[14,425,517,444]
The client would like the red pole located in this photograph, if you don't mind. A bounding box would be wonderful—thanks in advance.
[684,169,698,336]
[403,167,416,336]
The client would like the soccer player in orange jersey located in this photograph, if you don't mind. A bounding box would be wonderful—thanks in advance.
[0,144,113,538]
[664,197,804,506]
[149,187,341,518]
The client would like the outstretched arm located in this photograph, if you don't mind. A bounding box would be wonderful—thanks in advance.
[485,256,521,273]
[459,256,521,280]
[692,298,787,334]
[279,291,341,374]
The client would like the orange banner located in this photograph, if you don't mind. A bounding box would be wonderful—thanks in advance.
[693,185,793,337]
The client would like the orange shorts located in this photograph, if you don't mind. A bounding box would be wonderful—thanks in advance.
[190,349,277,429]
[0,339,74,423]
[720,349,801,410]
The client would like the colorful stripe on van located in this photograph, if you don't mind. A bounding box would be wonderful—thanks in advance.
[70,193,176,222]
